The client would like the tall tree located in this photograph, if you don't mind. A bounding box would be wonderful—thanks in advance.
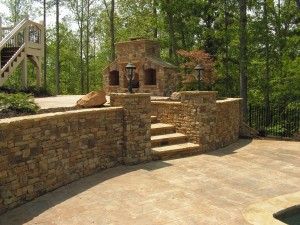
[86,0,90,92]
[102,0,115,60]
[55,0,60,95]
[162,0,179,65]
[239,0,248,119]
[263,0,270,116]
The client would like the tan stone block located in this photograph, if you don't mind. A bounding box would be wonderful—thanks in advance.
[0,171,8,178]
[22,149,30,158]
[16,187,27,196]
[14,165,28,173]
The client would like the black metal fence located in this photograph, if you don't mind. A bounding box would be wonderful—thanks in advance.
[248,104,300,138]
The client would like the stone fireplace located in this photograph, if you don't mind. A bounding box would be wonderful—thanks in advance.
[103,37,178,96]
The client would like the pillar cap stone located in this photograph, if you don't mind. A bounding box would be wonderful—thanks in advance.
[180,91,218,95]
[110,93,151,98]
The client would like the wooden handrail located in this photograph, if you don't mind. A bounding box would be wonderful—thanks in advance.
[0,43,26,74]
[0,18,27,49]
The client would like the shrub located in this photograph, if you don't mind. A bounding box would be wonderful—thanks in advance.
[0,93,39,114]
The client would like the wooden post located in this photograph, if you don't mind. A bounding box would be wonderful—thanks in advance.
[0,17,2,67]
[36,56,41,89]
[21,56,28,88]
[0,16,2,41]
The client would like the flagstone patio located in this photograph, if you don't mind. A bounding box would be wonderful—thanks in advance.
[0,139,299,225]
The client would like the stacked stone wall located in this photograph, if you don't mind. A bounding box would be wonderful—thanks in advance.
[0,92,242,214]
[216,98,243,148]
[151,92,242,152]
[110,94,152,164]
[0,108,124,213]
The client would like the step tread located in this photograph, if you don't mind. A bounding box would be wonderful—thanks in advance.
[152,142,200,155]
[151,123,174,129]
[151,133,186,142]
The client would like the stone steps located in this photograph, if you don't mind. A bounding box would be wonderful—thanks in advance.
[152,143,200,159]
[151,123,175,136]
[151,133,187,147]
[150,116,200,159]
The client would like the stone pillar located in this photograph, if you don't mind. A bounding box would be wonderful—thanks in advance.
[181,91,217,152]
[110,93,152,164]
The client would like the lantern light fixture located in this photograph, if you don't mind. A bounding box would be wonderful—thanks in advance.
[125,62,136,93]
[194,65,204,91]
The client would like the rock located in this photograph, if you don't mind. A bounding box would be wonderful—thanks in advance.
[239,122,259,138]
[170,92,181,101]
[76,90,107,108]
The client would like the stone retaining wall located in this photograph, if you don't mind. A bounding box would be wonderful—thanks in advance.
[216,98,243,148]
[0,92,242,214]
[151,92,242,151]
[0,108,125,214]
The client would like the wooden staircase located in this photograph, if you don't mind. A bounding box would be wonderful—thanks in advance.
[1,46,26,81]
[0,16,44,87]
[151,116,200,160]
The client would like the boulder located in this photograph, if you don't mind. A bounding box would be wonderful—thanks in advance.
[170,92,181,101]
[76,90,107,108]
[239,122,259,138]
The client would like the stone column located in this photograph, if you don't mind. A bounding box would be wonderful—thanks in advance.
[110,93,152,164]
[180,91,217,152]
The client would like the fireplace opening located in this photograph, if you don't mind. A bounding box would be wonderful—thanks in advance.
[109,70,119,86]
[144,68,156,85]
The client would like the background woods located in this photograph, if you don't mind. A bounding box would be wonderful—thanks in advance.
[0,0,299,111]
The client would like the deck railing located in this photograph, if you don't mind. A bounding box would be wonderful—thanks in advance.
[0,16,44,69]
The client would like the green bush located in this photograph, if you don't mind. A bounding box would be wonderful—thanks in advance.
[0,93,39,113]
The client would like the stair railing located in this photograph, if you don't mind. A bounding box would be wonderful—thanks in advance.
[0,16,44,71]
[0,43,26,77]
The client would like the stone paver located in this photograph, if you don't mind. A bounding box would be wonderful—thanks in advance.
[1,139,299,225]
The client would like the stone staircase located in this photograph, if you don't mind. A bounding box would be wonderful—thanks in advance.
[151,116,200,160]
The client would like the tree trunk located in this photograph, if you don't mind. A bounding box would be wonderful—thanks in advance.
[225,0,230,96]
[86,0,90,93]
[55,0,60,95]
[110,0,115,60]
[103,0,115,61]
[43,0,47,89]
[264,0,270,125]
[296,0,300,10]
[153,0,158,38]
[166,0,179,65]
[80,0,84,94]
[239,0,247,119]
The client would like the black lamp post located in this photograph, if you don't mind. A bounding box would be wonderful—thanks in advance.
[194,65,204,91]
[125,62,136,93]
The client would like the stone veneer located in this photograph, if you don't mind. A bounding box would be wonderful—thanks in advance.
[110,93,152,164]
[0,108,125,214]
[0,92,242,214]
[151,92,242,151]
[103,38,178,96]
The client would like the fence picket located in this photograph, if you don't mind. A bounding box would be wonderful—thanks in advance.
[248,104,300,138]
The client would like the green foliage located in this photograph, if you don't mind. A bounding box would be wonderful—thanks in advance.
[0,93,39,113]
[1,0,299,109]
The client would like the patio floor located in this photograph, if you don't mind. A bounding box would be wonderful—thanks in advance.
[0,139,299,225]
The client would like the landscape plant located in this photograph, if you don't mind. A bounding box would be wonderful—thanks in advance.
[0,93,39,114]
